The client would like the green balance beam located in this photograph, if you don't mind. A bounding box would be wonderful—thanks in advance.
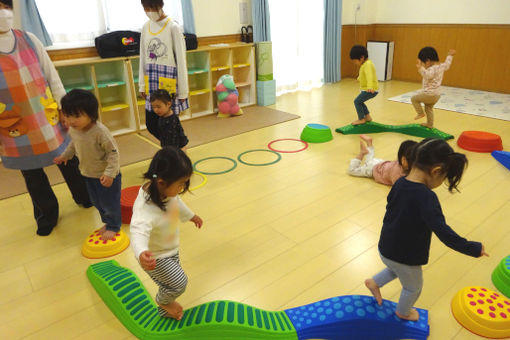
[87,260,298,340]
[335,121,454,140]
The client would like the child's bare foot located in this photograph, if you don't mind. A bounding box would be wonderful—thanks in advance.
[414,114,425,120]
[364,114,373,122]
[360,141,369,156]
[360,134,373,147]
[160,301,184,320]
[420,122,433,128]
[396,308,420,321]
[365,279,382,305]
[100,229,116,241]
[352,119,366,125]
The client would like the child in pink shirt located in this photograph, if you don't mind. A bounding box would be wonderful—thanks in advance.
[348,135,417,186]
[411,47,455,128]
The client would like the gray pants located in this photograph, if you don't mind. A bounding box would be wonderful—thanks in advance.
[145,253,188,316]
[373,252,423,316]
[411,92,440,126]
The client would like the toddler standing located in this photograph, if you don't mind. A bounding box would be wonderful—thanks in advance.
[365,138,487,321]
[130,146,203,320]
[349,45,379,125]
[149,89,189,151]
[54,89,121,240]
[412,47,455,128]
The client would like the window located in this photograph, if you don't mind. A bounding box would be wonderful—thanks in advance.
[36,0,183,48]
[268,0,324,94]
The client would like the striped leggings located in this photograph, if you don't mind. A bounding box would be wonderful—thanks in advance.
[145,253,188,316]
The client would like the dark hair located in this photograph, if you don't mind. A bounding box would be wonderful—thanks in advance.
[0,0,13,9]
[350,45,368,60]
[143,146,193,210]
[418,47,439,63]
[150,89,175,104]
[61,89,99,121]
[141,0,163,10]
[397,140,418,170]
[408,138,467,192]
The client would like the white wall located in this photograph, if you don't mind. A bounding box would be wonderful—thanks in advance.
[342,0,510,25]
[192,0,252,37]
[342,0,377,25]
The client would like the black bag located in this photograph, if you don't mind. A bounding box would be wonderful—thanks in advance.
[95,31,141,58]
[240,25,253,43]
[184,33,197,50]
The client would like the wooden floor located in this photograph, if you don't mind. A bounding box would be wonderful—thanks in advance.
[1,79,509,339]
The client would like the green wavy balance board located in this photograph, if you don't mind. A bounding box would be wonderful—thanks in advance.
[492,255,510,298]
[87,260,430,340]
[335,121,454,140]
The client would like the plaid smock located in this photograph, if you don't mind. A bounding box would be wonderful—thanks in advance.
[0,30,69,170]
[144,63,189,114]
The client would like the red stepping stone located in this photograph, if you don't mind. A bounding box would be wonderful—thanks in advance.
[457,131,503,153]
[120,186,141,224]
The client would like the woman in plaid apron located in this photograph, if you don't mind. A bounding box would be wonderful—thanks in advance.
[0,0,90,236]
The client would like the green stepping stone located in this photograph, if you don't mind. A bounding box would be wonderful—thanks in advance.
[492,255,510,298]
[335,121,454,140]
[87,260,298,340]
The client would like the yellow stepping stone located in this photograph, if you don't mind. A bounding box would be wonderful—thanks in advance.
[82,229,130,259]
[452,286,510,338]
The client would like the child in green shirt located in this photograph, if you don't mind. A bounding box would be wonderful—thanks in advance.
[350,45,379,125]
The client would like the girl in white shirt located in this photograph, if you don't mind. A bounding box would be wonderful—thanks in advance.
[139,0,189,140]
[130,146,203,320]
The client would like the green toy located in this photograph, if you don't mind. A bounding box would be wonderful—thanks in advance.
[335,121,454,140]
[300,124,333,143]
[492,255,510,298]
[87,260,297,340]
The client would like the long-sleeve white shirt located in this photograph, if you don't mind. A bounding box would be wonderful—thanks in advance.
[418,55,453,96]
[0,30,66,105]
[138,18,189,99]
[130,186,195,260]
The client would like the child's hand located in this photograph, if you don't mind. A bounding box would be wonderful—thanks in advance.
[480,245,489,257]
[190,215,203,229]
[100,175,114,187]
[366,89,375,93]
[53,156,67,165]
[448,49,456,56]
[139,251,156,270]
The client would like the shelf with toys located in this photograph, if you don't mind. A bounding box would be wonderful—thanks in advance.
[53,43,256,135]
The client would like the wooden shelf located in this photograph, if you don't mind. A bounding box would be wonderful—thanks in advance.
[64,83,94,92]
[97,80,126,88]
[101,101,129,112]
[188,68,208,75]
[211,66,230,71]
[235,82,251,88]
[189,89,211,96]
[56,43,256,134]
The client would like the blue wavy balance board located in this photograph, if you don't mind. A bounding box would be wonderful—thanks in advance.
[336,121,454,140]
[491,150,510,171]
[87,260,430,340]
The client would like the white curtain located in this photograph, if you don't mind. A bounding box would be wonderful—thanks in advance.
[268,0,324,94]
[36,0,183,46]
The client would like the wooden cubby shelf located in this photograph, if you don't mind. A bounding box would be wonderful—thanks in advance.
[54,43,256,135]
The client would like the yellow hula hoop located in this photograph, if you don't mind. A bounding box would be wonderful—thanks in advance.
[190,171,208,191]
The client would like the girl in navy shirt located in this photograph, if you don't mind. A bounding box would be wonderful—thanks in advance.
[365,138,488,321]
